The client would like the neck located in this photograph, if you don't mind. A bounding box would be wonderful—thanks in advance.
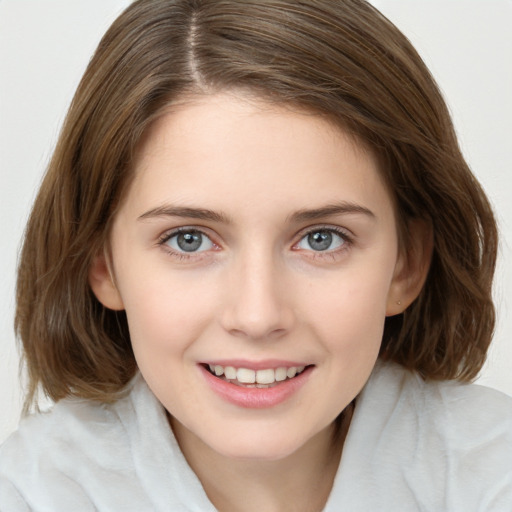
[170,404,354,512]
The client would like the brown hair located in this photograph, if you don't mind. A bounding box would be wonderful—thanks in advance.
[16,0,497,411]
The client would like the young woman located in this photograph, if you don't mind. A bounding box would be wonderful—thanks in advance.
[1,1,510,510]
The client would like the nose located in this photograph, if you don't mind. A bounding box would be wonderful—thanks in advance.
[220,250,295,340]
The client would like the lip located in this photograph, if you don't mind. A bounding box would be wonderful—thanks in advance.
[199,363,313,409]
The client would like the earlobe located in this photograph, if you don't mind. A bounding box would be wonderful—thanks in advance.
[386,219,433,316]
[88,251,125,311]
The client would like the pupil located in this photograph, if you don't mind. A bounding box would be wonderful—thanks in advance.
[177,232,202,252]
[308,231,332,251]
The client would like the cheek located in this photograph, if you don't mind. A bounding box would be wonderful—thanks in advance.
[302,274,391,415]
[119,269,218,357]
[301,262,394,353]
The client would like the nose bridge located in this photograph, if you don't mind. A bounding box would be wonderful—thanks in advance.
[221,244,293,339]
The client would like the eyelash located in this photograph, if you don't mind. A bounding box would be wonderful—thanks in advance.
[157,225,353,261]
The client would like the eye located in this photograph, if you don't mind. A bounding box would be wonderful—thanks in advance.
[164,229,214,253]
[295,228,347,252]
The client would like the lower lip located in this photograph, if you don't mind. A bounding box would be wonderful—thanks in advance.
[200,365,312,409]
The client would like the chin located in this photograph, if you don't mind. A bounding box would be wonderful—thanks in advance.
[202,424,326,462]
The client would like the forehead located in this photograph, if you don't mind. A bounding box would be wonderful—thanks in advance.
[122,92,394,224]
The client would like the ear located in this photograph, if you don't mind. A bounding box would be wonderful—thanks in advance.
[386,219,433,316]
[88,250,125,311]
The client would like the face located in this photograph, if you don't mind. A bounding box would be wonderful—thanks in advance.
[92,92,411,461]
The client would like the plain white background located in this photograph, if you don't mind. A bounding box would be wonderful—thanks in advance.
[1,0,511,443]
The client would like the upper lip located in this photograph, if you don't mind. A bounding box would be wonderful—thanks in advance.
[200,359,311,370]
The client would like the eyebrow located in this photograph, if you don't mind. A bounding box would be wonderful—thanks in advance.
[138,205,231,224]
[138,201,375,224]
[289,202,376,223]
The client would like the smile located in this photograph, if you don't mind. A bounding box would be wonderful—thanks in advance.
[200,363,313,408]
[206,364,307,388]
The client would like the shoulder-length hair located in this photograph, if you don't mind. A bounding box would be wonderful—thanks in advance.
[16,0,497,410]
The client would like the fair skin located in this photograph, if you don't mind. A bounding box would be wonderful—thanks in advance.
[90,92,428,512]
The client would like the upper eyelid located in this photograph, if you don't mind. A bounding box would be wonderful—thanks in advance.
[158,225,216,243]
[294,224,353,240]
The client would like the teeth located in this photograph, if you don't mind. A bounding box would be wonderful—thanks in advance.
[275,367,287,382]
[207,364,307,385]
[224,366,237,380]
[286,367,297,379]
[237,368,256,383]
[256,369,275,384]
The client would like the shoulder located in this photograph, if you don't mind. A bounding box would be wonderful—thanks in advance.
[0,375,150,510]
[0,374,216,511]
[368,359,512,427]
[371,360,512,442]
[364,360,512,465]
[0,384,136,467]
[330,361,512,511]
